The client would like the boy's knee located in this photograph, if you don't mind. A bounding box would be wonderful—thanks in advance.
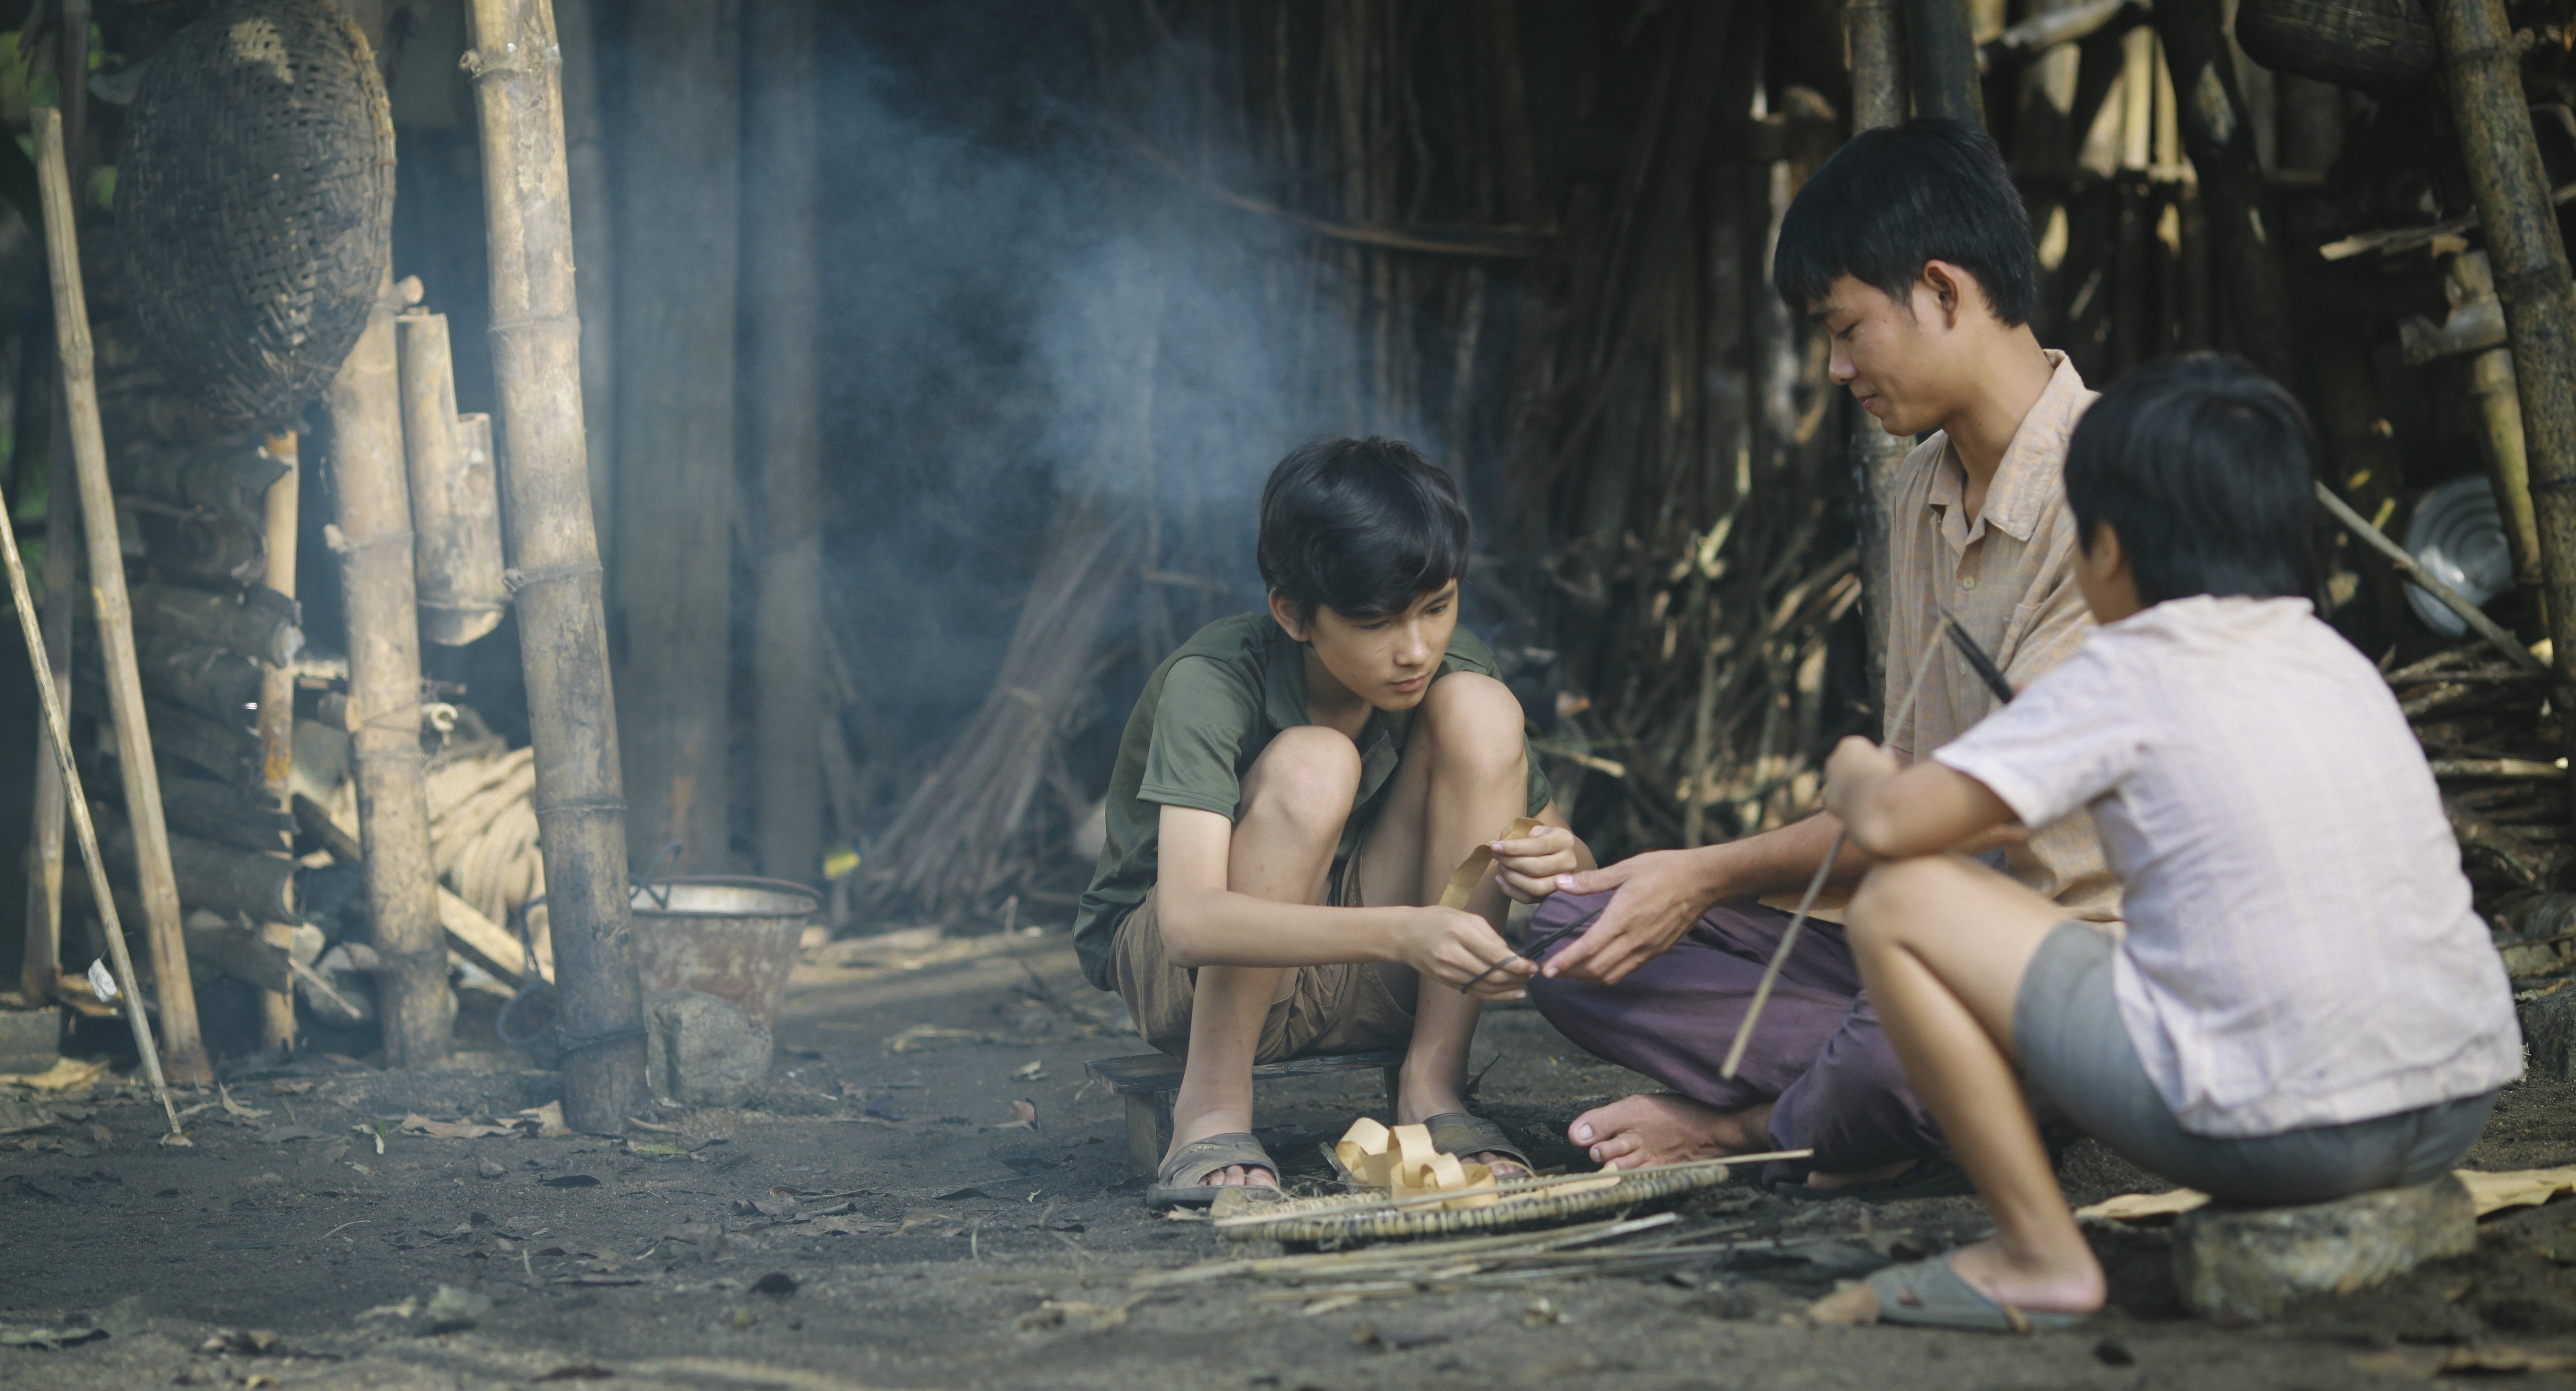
[1847,857,1955,944]
[1243,726,1363,834]
[1417,673,1528,776]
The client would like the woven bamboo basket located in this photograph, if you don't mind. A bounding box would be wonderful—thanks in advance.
[1215,1160,1742,1247]
[2234,0,2434,93]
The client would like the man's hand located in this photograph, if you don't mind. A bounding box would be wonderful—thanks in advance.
[1403,907,1534,1000]
[1490,824,1585,902]
[1539,851,1719,986]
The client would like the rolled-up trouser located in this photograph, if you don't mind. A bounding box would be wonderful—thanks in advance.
[1525,890,1943,1179]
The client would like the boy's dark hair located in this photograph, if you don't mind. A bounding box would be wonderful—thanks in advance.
[2064,354,2316,606]
[1773,117,2037,325]
[1258,438,1469,623]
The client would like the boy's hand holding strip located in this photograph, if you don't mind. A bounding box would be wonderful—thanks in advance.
[1438,816,1542,910]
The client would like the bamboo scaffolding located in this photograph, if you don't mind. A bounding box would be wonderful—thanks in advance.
[398,311,508,646]
[327,269,449,1068]
[2152,0,2304,396]
[32,106,208,1078]
[1912,0,1987,122]
[462,0,646,1133]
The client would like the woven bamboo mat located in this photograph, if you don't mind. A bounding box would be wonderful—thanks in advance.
[1213,1148,1809,1247]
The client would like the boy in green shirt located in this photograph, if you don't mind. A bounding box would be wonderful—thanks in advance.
[1074,438,1591,1207]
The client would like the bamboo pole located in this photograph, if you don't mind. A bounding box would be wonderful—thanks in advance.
[746,0,822,888]
[1847,0,1911,717]
[2152,0,2304,395]
[614,0,740,876]
[20,356,67,1005]
[397,310,508,646]
[326,270,449,1069]
[461,0,646,1133]
[1910,0,1986,122]
[255,433,299,1050]
[2427,0,2576,772]
[21,0,88,1009]
[30,108,207,1079]
[0,323,177,1139]
[554,0,616,582]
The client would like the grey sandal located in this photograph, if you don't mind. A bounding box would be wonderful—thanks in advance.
[1421,1112,1533,1177]
[1861,1255,2087,1334]
[1144,1132,1287,1210]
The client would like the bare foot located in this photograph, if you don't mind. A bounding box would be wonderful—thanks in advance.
[1567,1093,1774,1169]
[1163,1114,1277,1190]
[1942,1236,2106,1316]
[1800,1158,1915,1191]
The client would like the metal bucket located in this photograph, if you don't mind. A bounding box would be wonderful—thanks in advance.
[627,877,821,1029]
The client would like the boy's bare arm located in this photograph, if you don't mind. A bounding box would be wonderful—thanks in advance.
[1823,737,2017,860]
[1152,804,1534,999]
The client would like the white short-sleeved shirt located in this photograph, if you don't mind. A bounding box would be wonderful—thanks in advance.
[1935,595,2521,1138]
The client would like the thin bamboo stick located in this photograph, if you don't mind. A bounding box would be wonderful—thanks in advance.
[255,433,299,1050]
[462,0,646,1133]
[29,107,203,1081]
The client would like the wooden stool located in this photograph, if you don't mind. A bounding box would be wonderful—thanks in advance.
[1086,1049,1405,1175]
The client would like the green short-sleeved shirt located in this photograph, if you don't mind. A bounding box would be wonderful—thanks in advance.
[1072,612,1554,990]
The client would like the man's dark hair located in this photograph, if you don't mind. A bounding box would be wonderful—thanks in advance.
[1773,117,2037,325]
[1257,437,1469,623]
[2064,354,2315,606]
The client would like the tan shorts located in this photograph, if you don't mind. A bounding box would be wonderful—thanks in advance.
[1105,856,1417,1063]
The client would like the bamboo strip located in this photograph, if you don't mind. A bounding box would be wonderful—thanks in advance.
[255,434,299,1049]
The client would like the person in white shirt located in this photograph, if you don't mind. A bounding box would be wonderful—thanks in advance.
[1814,354,2522,1331]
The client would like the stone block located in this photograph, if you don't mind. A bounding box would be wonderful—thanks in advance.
[2171,1174,2476,1319]
[0,1006,62,1073]
[645,988,772,1107]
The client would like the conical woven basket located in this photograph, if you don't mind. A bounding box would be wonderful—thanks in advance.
[1216,1160,1740,1247]
[115,0,395,428]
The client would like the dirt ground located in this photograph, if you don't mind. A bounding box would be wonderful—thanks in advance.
[8,927,2576,1391]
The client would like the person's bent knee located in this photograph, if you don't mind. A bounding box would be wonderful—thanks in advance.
[1847,856,1960,946]
[1242,726,1364,836]
[1415,672,1528,777]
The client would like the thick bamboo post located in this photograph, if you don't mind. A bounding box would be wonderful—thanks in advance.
[397,310,508,645]
[746,0,822,888]
[326,270,449,1069]
[255,433,299,1050]
[1910,0,1985,122]
[1847,0,1912,715]
[2153,0,2304,395]
[2427,0,2576,745]
[31,108,205,1078]
[555,0,616,582]
[615,0,741,875]
[462,0,646,1133]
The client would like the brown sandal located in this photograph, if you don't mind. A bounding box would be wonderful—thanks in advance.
[1145,1132,1288,1210]
[1422,1112,1533,1176]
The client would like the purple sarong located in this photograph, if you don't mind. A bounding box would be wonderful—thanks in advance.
[1525,890,1946,1178]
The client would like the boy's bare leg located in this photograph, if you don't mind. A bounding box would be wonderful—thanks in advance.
[1845,853,2105,1314]
[1356,673,1532,1175]
[1165,727,1359,1188]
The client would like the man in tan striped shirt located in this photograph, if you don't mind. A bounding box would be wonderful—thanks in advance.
[1522,117,2118,1196]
